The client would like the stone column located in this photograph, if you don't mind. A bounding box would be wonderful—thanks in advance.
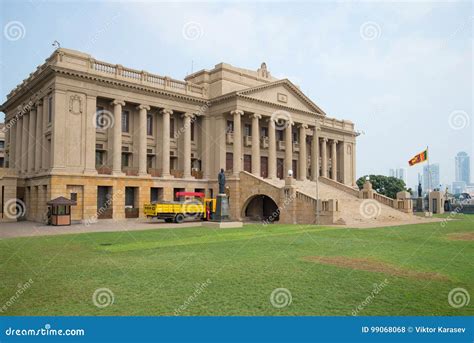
[251,113,261,176]
[284,121,293,177]
[84,95,97,174]
[202,115,211,179]
[15,114,22,172]
[298,124,308,180]
[137,104,150,176]
[21,113,29,173]
[321,137,328,177]
[27,107,36,172]
[161,108,172,177]
[331,140,338,181]
[41,97,48,170]
[35,100,43,172]
[231,109,243,176]
[111,99,125,175]
[311,127,319,181]
[268,118,276,179]
[183,113,194,178]
[9,118,16,170]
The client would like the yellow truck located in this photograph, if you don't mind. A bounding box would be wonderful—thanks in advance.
[144,192,216,223]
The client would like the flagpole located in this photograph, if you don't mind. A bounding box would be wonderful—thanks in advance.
[427,145,431,194]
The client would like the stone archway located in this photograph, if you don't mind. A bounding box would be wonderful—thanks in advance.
[242,194,279,222]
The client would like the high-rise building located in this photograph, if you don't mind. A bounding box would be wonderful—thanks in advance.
[389,167,407,184]
[455,152,470,185]
[423,163,440,192]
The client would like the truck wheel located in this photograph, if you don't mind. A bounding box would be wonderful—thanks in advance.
[175,214,184,223]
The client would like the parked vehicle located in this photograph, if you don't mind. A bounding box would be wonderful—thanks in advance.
[144,192,216,223]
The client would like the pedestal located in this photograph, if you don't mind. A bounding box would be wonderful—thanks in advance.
[214,193,230,221]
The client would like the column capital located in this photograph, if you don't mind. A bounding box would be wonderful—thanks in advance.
[182,112,195,119]
[36,98,44,106]
[231,109,244,116]
[160,108,173,115]
[110,99,125,106]
[299,123,308,130]
[251,113,262,120]
[322,137,328,142]
[332,139,339,145]
[136,104,150,111]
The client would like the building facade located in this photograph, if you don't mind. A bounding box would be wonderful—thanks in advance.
[0,48,358,223]
[423,163,440,193]
[0,123,5,168]
[455,151,470,186]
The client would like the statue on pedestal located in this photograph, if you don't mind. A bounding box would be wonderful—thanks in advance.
[214,169,230,221]
[218,168,226,194]
[418,182,422,198]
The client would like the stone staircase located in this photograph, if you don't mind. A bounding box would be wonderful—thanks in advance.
[265,176,421,227]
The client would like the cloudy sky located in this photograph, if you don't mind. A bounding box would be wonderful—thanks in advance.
[1,0,472,188]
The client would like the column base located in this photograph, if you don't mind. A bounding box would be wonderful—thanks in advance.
[112,171,125,176]
[138,172,151,178]
[83,168,98,175]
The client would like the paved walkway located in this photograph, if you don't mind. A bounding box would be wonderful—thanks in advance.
[0,219,203,239]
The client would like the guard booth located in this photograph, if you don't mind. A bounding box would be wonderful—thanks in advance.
[47,196,77,226]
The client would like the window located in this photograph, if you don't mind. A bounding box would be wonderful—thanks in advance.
[170,118,175,138]
[147,155,154,169]
[96,106,105,129]
[292,129,298,143]
[226,120,234,133]
[244,124,251,136]
[95,151,104,166]
[0,140,4,149]
[191,121,195,141]
[261,127,268,137]
[0,157,4,168]
[147,114,153,136]
[121,153,130,168]
[122,110,130,133]
[70,193,77,202]
[48,96,53,123]
[277,130,284,141]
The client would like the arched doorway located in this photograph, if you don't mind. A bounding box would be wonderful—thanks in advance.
[243,194,279,222]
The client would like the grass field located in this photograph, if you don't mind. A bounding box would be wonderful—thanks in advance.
[0,215,472,316]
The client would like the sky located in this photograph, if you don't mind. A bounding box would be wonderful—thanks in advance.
[0,0,472,188]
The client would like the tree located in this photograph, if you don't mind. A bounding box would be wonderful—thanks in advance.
[356,175,408,199]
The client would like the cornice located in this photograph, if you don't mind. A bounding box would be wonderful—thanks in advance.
[51,66,209,106]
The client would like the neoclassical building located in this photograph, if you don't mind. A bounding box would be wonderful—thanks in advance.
[0,48,364,224]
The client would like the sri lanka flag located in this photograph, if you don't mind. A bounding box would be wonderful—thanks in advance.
[408,149,428,166]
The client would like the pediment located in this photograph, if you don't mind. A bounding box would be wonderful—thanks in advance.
[236,80,326,115]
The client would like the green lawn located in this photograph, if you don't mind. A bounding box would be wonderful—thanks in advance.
[0,215,473,316]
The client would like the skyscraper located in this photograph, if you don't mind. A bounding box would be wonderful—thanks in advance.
[455,152,470,185]
[423,163,440,192]
[389,167,407,184]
